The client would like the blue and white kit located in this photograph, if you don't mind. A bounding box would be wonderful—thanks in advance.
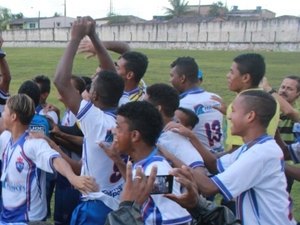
[211,135,296,225]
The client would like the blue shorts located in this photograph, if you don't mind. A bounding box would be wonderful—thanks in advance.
[70,200,112,225]
[54,178,81,225]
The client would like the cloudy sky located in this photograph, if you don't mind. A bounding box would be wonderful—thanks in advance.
[1,0,299,19]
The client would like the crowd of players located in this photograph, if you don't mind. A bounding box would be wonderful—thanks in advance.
[0,16,299,225]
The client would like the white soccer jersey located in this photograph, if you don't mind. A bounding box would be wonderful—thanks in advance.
[132,152,192,225]
[61,109,77,127]
[118,92,130,106]
[289,142,300,163]
[179,88,224,153]
[76,100,124,210]
[38,110,59,124]
[157,130,204,168]
[211,136,296,225]
[0,130,59,223]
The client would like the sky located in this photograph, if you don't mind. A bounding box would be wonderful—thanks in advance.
[1,0,300,20]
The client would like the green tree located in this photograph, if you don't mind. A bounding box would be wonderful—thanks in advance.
[53,12,62,17]
[0,7,23,30]
[164,0,189,18]
[209,1,228,17]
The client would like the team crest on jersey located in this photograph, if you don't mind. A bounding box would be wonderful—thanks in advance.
[16,157,24,173]
[194,102,220,115]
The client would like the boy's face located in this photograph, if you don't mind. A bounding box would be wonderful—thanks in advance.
[2,105,13,130]
[228,96,249,136]
[116,57,128,81]
[112,115,133,155]
[169,66,183,93]
[226,62,244,93]
[174,109,192,130]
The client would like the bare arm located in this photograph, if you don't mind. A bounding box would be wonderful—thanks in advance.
[78,38,130,58]
[0,37,11,93]
[87,19,116,72]
[53,157,97,194]
[54,18,91,115]
[285,164,300,181]
[164,122,218,173]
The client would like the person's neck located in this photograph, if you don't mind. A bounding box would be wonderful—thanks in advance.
[162,115,173,127]
[181,84,199,93]
[11,124,28,143]
[130,144,156,163]
[242,128,267,144]
[124,82,138,92]
[237,85,258,94]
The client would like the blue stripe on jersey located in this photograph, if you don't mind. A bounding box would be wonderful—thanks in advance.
[76,101,93,120]
[143,197,162,224]
[0,89,9,98]
[82,138,90,173]
[210,176,233,201]
[134,156,164,171]
[288,145,300,163]
[125,87,139,96]
[1,203,27,223]
[249,189,262,225]
[216,158,225,172]
[236,191,246,222]
[20,150,36,211]
[179,87,205,99]
[189,161,204,168]
[163,215,192,224]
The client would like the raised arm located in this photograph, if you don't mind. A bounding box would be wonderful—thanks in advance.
[0,36,11,94]
[86,19,116,72]
[78,38,130,58]
[54,17,92,115]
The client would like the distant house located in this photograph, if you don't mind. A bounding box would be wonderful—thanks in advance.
[227,6,276,19]
[7,17,42,30]
[39,16,76,28]
[7,16,76,30]
[95,15,146,26]
[184,5,213,17]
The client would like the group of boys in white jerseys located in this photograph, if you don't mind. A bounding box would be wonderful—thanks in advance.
[0,16,298,225]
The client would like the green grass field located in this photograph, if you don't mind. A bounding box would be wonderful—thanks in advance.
[3,47,300,221]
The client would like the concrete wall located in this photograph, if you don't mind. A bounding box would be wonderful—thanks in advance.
[1,16,300,51]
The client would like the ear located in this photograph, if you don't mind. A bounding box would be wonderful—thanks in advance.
[246,110,256,123]
[242,73,251,84]
[156,105,162,113]
[131,130,141,143]
[11,112,17,122]
[126,71,135,81]
[180,74,187,83]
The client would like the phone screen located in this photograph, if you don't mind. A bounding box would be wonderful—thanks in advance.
[150,175,173,194]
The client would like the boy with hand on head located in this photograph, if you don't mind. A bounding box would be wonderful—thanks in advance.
[174,107,199,130]
[0,94,97,224]
[170,90,296,225]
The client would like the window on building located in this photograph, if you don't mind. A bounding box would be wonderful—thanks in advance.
[29,23,36,28]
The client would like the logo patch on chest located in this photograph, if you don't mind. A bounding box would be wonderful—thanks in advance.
[16,157,24,173]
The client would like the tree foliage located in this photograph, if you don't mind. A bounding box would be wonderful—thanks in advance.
[0,7,24,30]
[164,0,189,18]
[209,1,228,17]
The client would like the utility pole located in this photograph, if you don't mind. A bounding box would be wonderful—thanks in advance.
[198,0,201,16]
[64,0,67,17]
